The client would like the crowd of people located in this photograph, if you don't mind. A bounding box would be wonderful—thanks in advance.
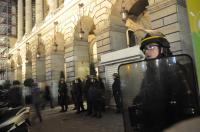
[2,30,199,131]
[58,75,107,118]
[2,73,122,124]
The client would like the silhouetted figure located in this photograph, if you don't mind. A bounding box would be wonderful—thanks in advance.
[58,78,68,112]
[112,73,122,113]
[70,81,77,110]
[74,78,85,114]
[93,77,105,118]
[43,85,54,108]
[31,82,42,122]
[84,75,91,113]
[98,77,106,112]
[8,80,22,107]
[86,77,98,116]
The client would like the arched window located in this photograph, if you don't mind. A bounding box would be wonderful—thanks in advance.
[89,42,98,76]
[126,29,136,47]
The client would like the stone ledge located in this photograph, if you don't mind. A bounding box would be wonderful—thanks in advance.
[150,4,177,21]
[155,22,180,35]
[147,0,177,13]
[152,19,164,29]
[163,13,178,25]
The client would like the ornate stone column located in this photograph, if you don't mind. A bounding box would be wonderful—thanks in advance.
[25,0,32,33]
[35,0,43,24]
[46,51,64,103]
[17,0,24,40]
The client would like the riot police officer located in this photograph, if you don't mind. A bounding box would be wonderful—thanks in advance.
[129,32,199,132]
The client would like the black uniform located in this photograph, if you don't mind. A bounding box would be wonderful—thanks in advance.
[73,79,85,113]
[44,85,53,108]
[84,76,91,112]
[93,79,105,118]
[112,77,122,113]
[132,60,199,132]
[58,80,68,112]
[87,79,98,115]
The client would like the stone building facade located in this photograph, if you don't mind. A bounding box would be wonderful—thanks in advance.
[7,0,193,100]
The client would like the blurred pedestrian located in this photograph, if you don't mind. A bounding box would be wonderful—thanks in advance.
[7,80,22,107]
[43,85,54,109]
[31,82,42,122]
[23,78,34,105]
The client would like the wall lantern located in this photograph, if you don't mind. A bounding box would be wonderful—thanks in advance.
[120,0,136,22]
[121,6,128,22]
[36,52,40,58]
[79,28,84,40]
[17,64,21,68]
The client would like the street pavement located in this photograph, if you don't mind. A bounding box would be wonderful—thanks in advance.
[29,106,124,132]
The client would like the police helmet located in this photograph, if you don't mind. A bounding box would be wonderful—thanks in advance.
[113,73,119,78]
[140,35,170,51]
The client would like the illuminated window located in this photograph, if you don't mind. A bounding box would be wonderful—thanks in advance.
[89,42,98,76]
[126,29,136,47]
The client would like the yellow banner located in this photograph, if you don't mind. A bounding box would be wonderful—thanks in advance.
[187,0,200,32]
[186,0,200,84]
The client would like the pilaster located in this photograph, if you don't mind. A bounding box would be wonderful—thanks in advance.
[25,0,32,33]
[17,0,24,40]
[35,0,43,24]
[46,51,64,102]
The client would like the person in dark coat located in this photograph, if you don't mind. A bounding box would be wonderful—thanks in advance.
[86,77,98,116]
[43,85,53,108]
[98,77,106,111]
[112,73,122,113]
[83,75,91,112]
[73,78,85,113]
[58,78,68,112]
[93,77,105,118]
[70,81,77,110]
[31,82,42,122]
[7,80,22,107]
